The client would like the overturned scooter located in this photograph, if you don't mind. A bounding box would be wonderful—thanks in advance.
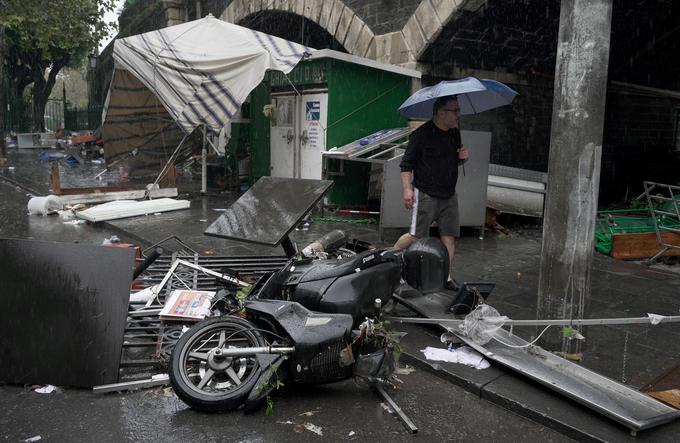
[169,233,405,413]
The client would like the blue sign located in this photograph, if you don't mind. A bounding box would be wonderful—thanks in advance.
[306,101,320,121]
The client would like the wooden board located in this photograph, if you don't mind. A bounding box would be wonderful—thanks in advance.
[611,232,680,259]
[648,390,680,410]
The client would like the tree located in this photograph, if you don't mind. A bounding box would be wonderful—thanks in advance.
[0,0,7,157]
[0,0,116,132]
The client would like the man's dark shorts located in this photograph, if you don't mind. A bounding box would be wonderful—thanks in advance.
[410,189,460,238]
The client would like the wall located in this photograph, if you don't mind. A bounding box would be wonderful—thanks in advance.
[343,0,420,34]
[601,90,680,203]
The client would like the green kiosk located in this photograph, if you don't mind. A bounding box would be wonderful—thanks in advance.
[246,49,420,208]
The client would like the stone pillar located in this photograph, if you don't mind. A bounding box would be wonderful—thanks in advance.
[537,0,613,354]
[163,0,185,26]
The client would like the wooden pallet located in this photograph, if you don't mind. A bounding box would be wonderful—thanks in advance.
[611,232,680,260]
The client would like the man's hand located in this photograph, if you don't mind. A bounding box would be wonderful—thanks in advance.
[403,187,415,209]
[458,146,469,161]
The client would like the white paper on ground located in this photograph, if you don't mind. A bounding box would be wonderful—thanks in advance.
[421,346,490,369]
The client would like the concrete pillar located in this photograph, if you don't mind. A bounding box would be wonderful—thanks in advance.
[537,0,613,354]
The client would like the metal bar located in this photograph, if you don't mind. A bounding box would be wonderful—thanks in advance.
[201,125,207,194]
[651,208,680,218]
[374,384,418,434]
[122,342,159,348]
[487,180,547,194]
[128,309,162,317]
[119,359,163,367]
[174,259,250,287]
[384,315,680,327]
[366,145,398,160]
[456,328,680,432]
[93,374,169,394]
[213,346,295,357]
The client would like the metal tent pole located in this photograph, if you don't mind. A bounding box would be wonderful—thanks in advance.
[201,124,207,194]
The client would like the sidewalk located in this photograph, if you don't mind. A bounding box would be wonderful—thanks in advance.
[2,149,680,441]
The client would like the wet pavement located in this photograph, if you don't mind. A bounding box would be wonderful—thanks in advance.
[2,148,680,441]
[0,369,569,443]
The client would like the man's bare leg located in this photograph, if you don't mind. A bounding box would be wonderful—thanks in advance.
[394,233,417,250]
[440,235,455,281]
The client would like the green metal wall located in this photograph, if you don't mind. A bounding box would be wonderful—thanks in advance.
[249,76,271,182]
[324,59,411,207]
[249,57,412,207]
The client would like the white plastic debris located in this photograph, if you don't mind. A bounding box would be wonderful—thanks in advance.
[33,385,57,394]
[129,285,159,303]
[648,313,666,325]
[421,346,490,369]
[303,422,323,436]
[24,436,42,442]
[27,195,63,215]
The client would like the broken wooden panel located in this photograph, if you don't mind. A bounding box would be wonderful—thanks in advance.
[0,239,134,387]
[611,232,680,260]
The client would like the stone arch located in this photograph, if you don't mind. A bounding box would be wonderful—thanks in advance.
[400,0,484,62]
[221,0,376,58]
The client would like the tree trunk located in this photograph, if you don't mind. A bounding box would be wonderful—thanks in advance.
[0,25,6,157]
[30,59,65,132]
[537,0,613,354]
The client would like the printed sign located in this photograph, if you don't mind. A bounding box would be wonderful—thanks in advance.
[306,101,320,121]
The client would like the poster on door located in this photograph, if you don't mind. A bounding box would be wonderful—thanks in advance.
[306,101,320,121]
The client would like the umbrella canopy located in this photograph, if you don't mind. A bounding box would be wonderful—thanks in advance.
[398,77,518,118]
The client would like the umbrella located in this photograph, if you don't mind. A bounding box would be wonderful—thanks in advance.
[398,77,518,119]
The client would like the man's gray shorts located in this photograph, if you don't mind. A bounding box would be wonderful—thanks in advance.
[410,189,460,238]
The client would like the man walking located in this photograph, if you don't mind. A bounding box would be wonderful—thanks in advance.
[394,95,468,289]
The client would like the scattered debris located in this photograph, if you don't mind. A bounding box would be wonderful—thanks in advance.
[298,408,321,417]
[394,365,416,375]
[23,436,42,442]
[27,195,63,215]
[348,431,355,436]
[93,374,170,394]
[421,346,490,369]
[32,385,58,394]
[76,198,191,222]
[294,422,323,436]
[130,285,159,303]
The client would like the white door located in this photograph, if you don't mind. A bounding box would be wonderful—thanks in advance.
[298,92,328,180]
[270,95,296,178]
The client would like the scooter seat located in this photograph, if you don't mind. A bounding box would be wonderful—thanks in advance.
[292,248,387,283]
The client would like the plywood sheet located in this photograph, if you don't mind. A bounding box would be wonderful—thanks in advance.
[0,239,134,387]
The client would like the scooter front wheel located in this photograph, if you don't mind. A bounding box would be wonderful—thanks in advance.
[170,316,265,411]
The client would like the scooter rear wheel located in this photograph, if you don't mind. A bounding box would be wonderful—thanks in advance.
[170,316,265,411]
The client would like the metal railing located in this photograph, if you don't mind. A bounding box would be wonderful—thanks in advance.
[642,181,680,261]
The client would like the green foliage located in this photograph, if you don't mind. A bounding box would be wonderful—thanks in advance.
[235,285,252,311]
[257,362,286,416]
[1,0,116,60]
[1,0,117,130]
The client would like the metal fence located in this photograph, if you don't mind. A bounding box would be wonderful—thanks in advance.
[3,77,101,133]
[65,104,103,132]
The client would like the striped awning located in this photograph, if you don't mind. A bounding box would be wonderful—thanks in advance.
[102,15,311,159]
